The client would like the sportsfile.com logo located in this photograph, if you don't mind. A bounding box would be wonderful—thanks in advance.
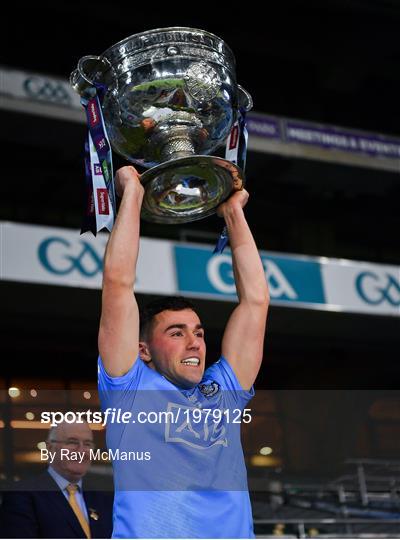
[97,189,109,215]
[89,101,100,127]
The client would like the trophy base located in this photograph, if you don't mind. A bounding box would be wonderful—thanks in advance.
[140,155,244,224]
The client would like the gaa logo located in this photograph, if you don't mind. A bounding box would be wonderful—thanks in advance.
[23,76,71,105]
[38,237,103,277]
[355,271,400,307]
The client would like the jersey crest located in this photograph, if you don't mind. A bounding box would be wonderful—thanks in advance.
[199,381,220,397]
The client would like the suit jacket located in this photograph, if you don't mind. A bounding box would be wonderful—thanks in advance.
[0,471,113,538]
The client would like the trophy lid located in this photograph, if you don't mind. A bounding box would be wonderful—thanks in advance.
[100,27,236,78]
[71,27,239,101]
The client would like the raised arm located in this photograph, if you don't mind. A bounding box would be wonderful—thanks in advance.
[219,190,269,390]
[98,166,144,377]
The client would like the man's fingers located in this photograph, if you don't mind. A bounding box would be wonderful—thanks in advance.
[216,189,249,217]
[231,189,249,207]
[115,166,143,197]
[117,165,141,180]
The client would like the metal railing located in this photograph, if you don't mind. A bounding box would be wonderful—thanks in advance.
[254,517,400,538]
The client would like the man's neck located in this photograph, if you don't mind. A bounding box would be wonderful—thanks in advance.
[48,465,83,486]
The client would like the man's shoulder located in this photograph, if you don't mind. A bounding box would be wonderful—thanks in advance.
[202,356,255,396]
[98,356,149,388]
[202,357,225,381]
[1,470,57,507]
[7,470,55,492]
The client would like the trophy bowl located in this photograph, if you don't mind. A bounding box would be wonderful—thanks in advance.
[71,27,252,223]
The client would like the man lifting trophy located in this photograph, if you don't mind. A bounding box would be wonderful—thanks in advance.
[71,28,269,538]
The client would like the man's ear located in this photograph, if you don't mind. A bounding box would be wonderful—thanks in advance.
[139,341,151,363]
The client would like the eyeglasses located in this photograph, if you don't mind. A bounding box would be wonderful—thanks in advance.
[50,438,95,450]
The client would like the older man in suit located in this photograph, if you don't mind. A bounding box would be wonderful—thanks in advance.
[0,421,113,538]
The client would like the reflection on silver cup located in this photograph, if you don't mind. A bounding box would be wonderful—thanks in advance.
[71,27,252,223]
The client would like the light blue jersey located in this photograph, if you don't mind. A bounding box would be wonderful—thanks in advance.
[98,355,255,538]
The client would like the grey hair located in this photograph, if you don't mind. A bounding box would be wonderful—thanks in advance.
[46,419,91,443]
[47,425,58,443]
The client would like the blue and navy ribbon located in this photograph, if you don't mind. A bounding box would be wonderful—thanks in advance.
[213,109,248,254]
[81,134,96,234]
[80,82,116,235]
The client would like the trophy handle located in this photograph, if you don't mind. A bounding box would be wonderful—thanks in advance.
[70,55,114,97]
[238,85,253,112]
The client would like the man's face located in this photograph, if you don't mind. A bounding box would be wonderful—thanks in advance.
[142,309,206,389]
[47,422,93,482]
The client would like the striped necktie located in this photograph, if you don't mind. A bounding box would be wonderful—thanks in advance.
[66,484,91,539]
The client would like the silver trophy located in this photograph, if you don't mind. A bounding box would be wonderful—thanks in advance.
[71,27,252,223]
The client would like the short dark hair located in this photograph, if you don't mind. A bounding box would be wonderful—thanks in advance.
[139,296,197,340]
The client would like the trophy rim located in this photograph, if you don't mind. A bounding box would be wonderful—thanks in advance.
[140,155,244,224]
[100,26,236,66]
